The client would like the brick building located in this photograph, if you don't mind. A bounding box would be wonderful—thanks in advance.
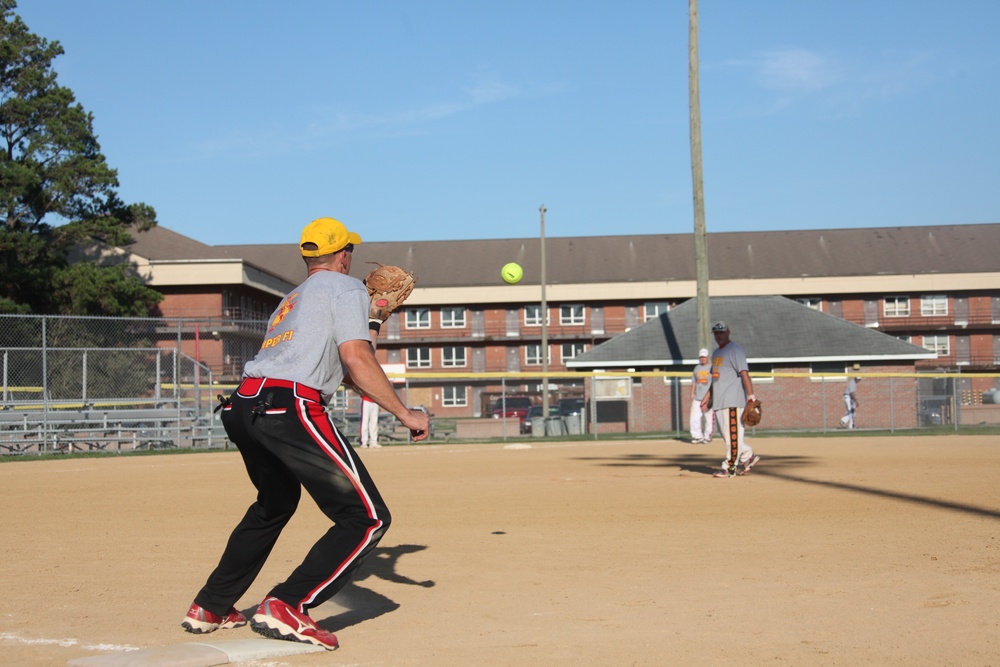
[106,222,1000,419]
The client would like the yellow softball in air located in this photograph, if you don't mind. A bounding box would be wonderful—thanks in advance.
[501,262,523,284]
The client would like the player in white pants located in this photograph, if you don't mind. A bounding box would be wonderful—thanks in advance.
[360,395,381,448]
[689,348,714,443]
[702,322,760,478]
[840,376,860,429]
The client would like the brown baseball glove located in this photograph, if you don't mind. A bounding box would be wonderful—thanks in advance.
[741,399,762,427]
[364,263,416,322]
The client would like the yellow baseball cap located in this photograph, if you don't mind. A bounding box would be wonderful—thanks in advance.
[299,217,362,257]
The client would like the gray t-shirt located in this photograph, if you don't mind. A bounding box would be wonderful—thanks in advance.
[243,270,370,402]
[844,378,858,396]
[708,341,749,409]
[691,362,712,402]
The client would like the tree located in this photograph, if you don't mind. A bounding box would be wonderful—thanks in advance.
[0,0,161,315]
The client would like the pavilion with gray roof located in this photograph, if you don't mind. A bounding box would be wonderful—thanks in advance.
[566,296,936,369]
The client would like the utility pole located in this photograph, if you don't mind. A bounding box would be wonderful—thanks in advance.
[540,205,549,418]
[689,0,711,351]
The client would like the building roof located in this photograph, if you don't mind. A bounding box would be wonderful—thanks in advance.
[118,225,304,282]
[566,295,937,368]
[123,225,235,261]
[122,222,1000,290]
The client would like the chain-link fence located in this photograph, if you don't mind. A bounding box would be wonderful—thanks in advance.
[1,314,226,454]
[388,370,1000,443]
[3,314,999,455]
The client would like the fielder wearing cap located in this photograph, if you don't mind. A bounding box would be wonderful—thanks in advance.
[181,215,429,649]
[300,217,362,257]
[690,348,714,444]
[704,322,760,477]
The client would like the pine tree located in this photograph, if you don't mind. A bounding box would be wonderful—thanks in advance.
[0,0,161,315]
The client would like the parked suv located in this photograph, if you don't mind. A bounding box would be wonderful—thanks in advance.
[558,397,586,416]
[491,396,533,431]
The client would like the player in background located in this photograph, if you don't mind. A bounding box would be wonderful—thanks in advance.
[840,374,861,429]
[360,395,381,447]
[689,348,714,443]
[701,322,760,478]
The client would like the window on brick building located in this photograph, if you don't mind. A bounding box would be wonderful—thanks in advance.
[525,344,550,366]
[560,304,585,325]
[406,347,431,368]
[884,296,910,317]
[442,346,467,368]
[441,307,466,328]
[809,362,849,382]
[405,308,430,329]
[922,335,949,356]
[920,295,948,316]
[443,386,468,407]
[561,343,586,363]
[524,305,549,327]
[643,302,669,321]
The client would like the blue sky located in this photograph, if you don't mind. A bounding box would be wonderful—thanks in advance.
[17,1,1000,246]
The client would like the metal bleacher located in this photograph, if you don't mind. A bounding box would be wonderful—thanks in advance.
[0,400,229,455]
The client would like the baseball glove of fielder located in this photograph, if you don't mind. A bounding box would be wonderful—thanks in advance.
[364,263,416,322]
[741,399,762,427]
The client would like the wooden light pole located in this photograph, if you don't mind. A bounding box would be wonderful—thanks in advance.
[540,204,549,417]
[689,0,711,351]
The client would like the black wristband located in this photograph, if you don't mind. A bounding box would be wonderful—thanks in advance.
[368,319,382,333]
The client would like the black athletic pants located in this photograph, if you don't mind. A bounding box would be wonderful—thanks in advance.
[194,377,390,616]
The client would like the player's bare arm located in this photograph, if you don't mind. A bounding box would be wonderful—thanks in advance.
[339,338,430,440]
[340,330,383,393]
[740,369,755,401]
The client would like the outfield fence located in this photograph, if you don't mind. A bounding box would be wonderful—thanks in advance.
[376,368,1000,442]
[2,314,999,455]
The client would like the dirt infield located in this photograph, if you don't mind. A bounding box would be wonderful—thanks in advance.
[3,435,999,666]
